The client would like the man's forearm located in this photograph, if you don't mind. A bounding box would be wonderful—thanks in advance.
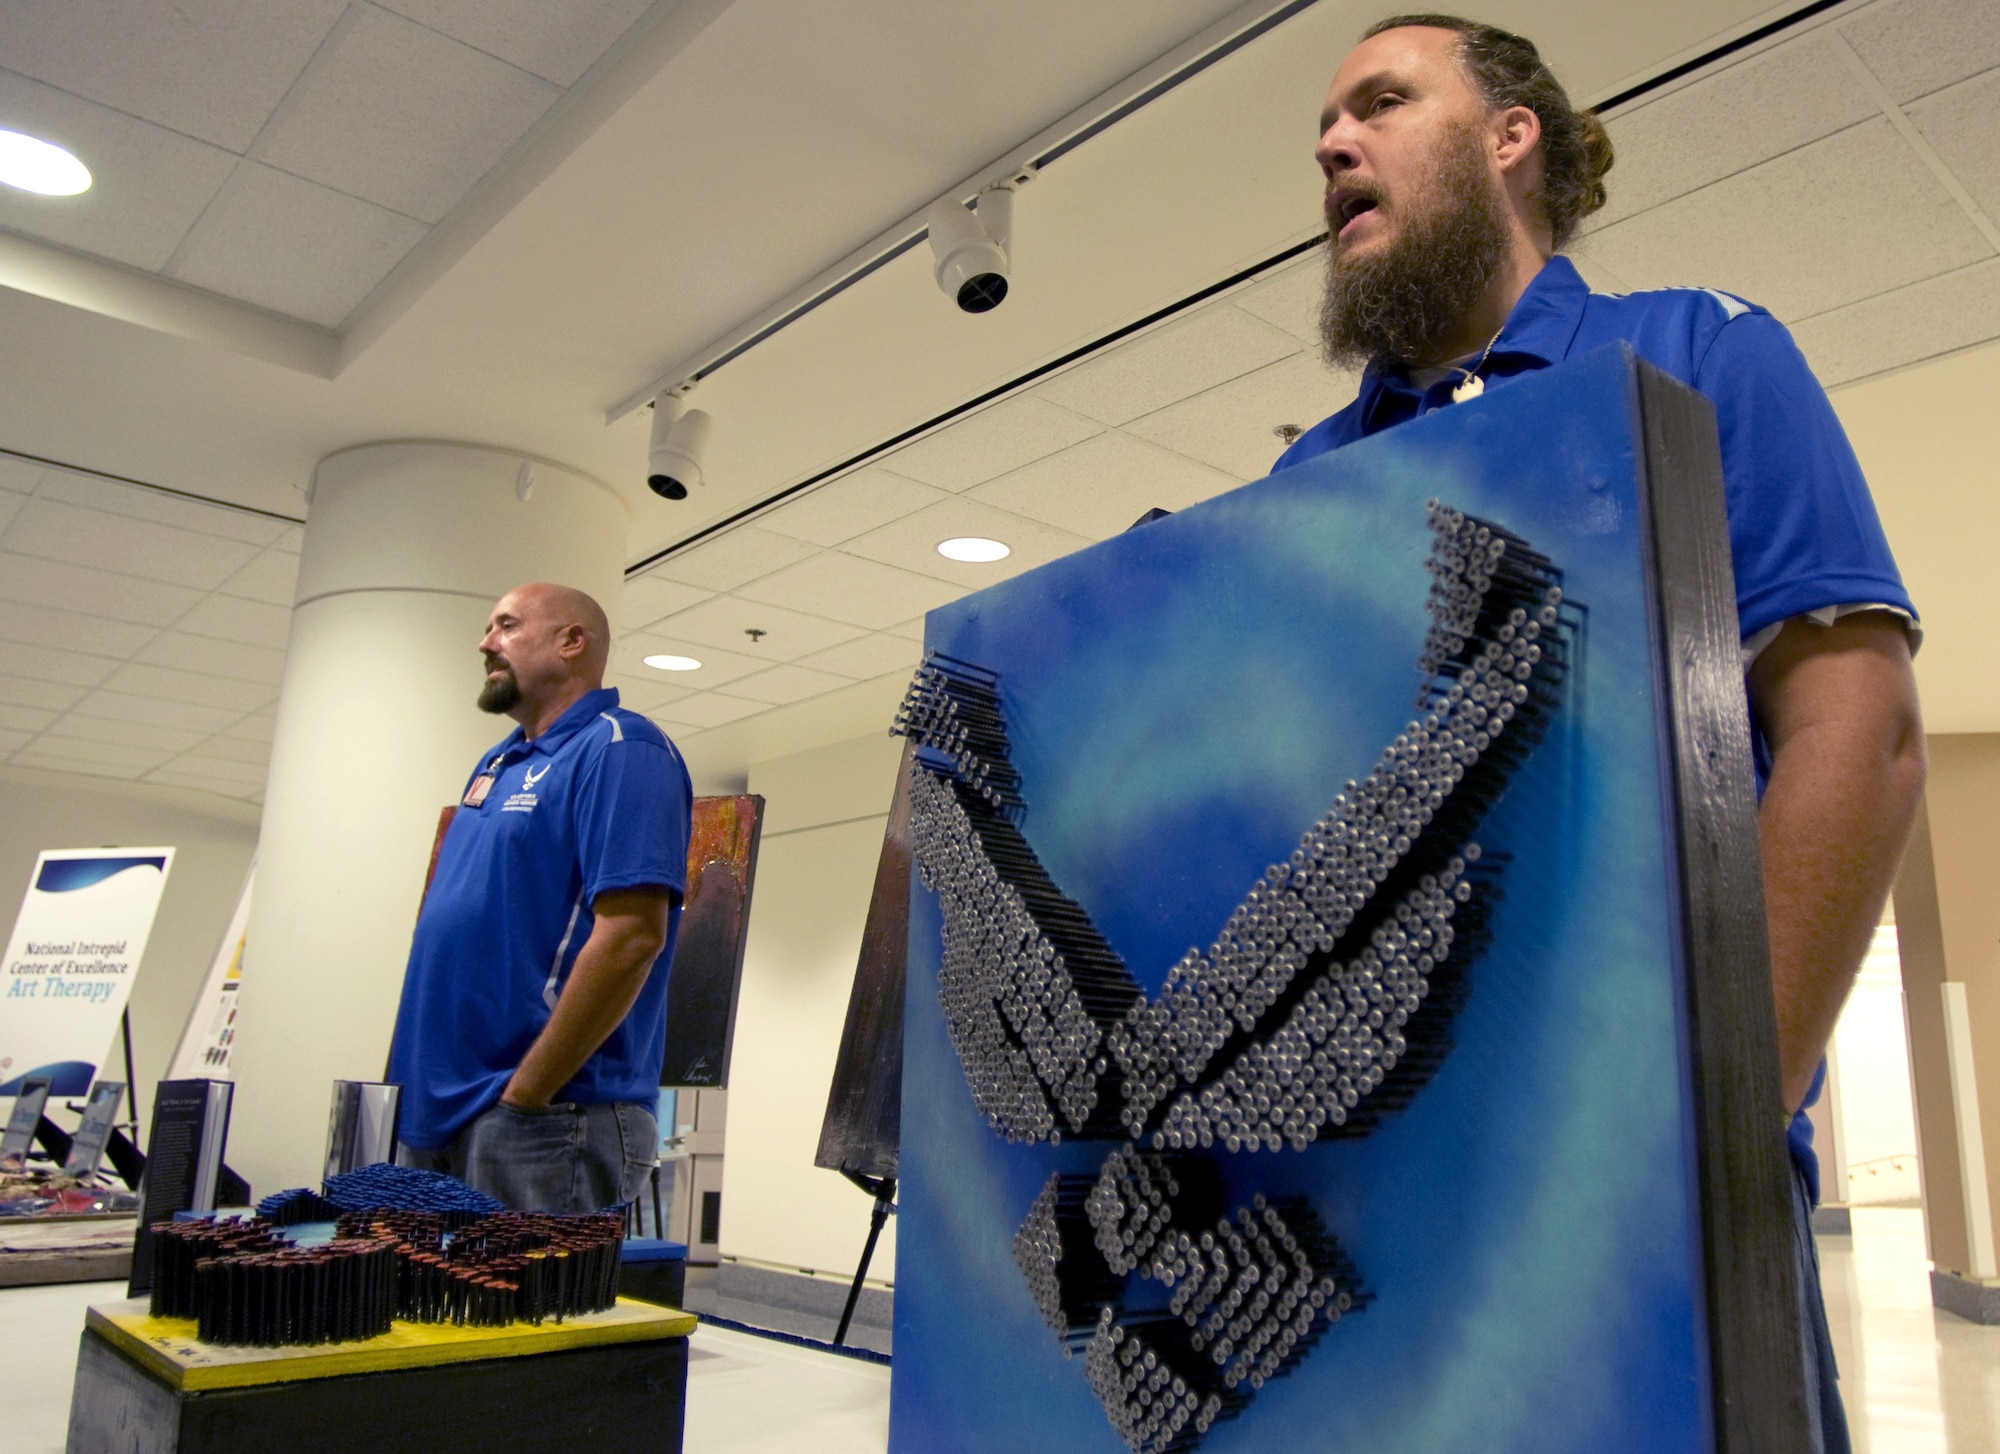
[1752,615,1925,1113]
[504,893,669,1108]
[1760,735,1923,1110]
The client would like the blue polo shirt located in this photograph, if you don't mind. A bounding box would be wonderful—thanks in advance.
[388,688,693,1149]
[1275,256,1916,1203]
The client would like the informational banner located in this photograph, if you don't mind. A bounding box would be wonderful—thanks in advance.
[167,863,253,1081]
[0,848,175,1095]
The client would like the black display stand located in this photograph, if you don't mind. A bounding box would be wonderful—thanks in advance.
[66,1328,688,1454]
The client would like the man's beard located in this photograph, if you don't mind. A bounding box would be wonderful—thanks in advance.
[1319,125,1512,371]
[478,666,520,714]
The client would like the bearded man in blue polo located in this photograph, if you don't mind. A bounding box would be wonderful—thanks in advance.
[1281,16,1926,1453]
[390,581,692,1213]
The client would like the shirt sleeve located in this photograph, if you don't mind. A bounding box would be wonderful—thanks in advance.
[1693,311,1916,643]
[571,730,692,907]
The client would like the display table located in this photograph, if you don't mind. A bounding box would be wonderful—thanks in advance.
[66,1296,697,1453]
[0,1215,135,1287]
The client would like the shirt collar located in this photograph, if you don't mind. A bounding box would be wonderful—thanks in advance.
[1355,255,1592,432]
[493,686,621,762]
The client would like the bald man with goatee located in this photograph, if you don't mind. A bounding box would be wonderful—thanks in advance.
[389,582,693,1212]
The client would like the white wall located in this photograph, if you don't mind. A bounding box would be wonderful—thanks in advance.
[0,766,257,1142]
[720,730,903,1285]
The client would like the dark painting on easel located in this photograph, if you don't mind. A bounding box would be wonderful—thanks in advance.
[661,795,764,1088]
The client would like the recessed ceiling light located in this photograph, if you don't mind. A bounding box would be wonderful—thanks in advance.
[0,130,91,196]
[938,536,1010,562]
[643,653,702,671]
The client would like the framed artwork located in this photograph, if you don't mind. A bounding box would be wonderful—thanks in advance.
[888,347,1805,1454]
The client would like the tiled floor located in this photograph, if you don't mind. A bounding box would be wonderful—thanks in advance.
[1821,1207,2000,1451]
[5,1211,1997,1451]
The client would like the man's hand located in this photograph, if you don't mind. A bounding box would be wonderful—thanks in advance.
[502,887,674,1109]
[1748,610,1925,1112]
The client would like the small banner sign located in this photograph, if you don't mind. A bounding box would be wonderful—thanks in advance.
[1,848,175,1095]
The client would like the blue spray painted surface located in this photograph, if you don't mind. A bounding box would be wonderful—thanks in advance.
[890,347,1712,1454]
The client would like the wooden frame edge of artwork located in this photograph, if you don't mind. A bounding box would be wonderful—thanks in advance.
[1633,358,1811,1454]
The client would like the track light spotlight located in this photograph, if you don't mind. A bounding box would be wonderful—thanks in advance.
[647,392,712,500]
[927,185,1012,313]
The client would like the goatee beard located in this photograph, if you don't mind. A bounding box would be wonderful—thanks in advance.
[1319,125,1511,371]
[478,670,521,714]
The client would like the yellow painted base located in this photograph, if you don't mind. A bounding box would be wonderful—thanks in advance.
[86,1297,697,1391]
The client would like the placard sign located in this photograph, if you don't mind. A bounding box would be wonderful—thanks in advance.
[167,864,253,1080]
[0,848,175,1095]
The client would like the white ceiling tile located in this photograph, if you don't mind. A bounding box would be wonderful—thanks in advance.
[1588,34,1876,231]
[218,548,302,606]
[72,690,241,733]
[0,0,347,149]
[734,553,964,630]
[796,632,923,681]
[23,735,177,771]
[1796,257,2000,387]
[0,553,205,625]
[757,469,950,546]
[158,751,269,786]
[0,702,55,732]
[0,493,23,536]
[651,526,819,592]
[98,662,276,713]
[5,499,261,590]
[1035,307,1303,426]
[1581,117,1991,323]
[0,68,239,270]
[176,593,293,650]
[145,768,262,799]
[180,734,271,766]
[11,752,144,781]
[659,692,769,730]
[838,497,1093,588]
[168,162,429,328]
[726,663,856,706]
[274,526,305,553]
[615,635,769,690]
[1841,0,2000,103]
[1123,352,1360,481]
[1907,70,2000,224]
[0,455,45,492]
[621,573,712,632]
[0,727,29,754]
[1232,257,1325,345]
[968,432,1242,539]
[136,632,288,686]
[881,396,1104,491]
[255,5,559,224]
[606,672,695,715]
[221,711,278,743]
[377,0,653,86]
[41,714,205,752]
[883,618,927,643]
[0,601,155,658]
[36,471,289,546]
[648,593,865,661]
[0,639,117,688]
[0,674,85,711]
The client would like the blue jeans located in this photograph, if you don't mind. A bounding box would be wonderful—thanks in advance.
[398,1100,656,1213]
[1792,1156,1851,1454]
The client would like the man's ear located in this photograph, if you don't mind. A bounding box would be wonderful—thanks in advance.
[1491,103,1541,176]
[556,624,589,662]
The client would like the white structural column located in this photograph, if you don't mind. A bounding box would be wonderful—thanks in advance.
[227,443,626,1196]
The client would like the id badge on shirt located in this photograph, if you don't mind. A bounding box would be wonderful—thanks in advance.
[463,774,496,807]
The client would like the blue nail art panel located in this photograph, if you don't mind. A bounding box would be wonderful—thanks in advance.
[890,345,1712,1454]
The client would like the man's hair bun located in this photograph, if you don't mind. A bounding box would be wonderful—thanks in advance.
[1363,13,1616,249]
